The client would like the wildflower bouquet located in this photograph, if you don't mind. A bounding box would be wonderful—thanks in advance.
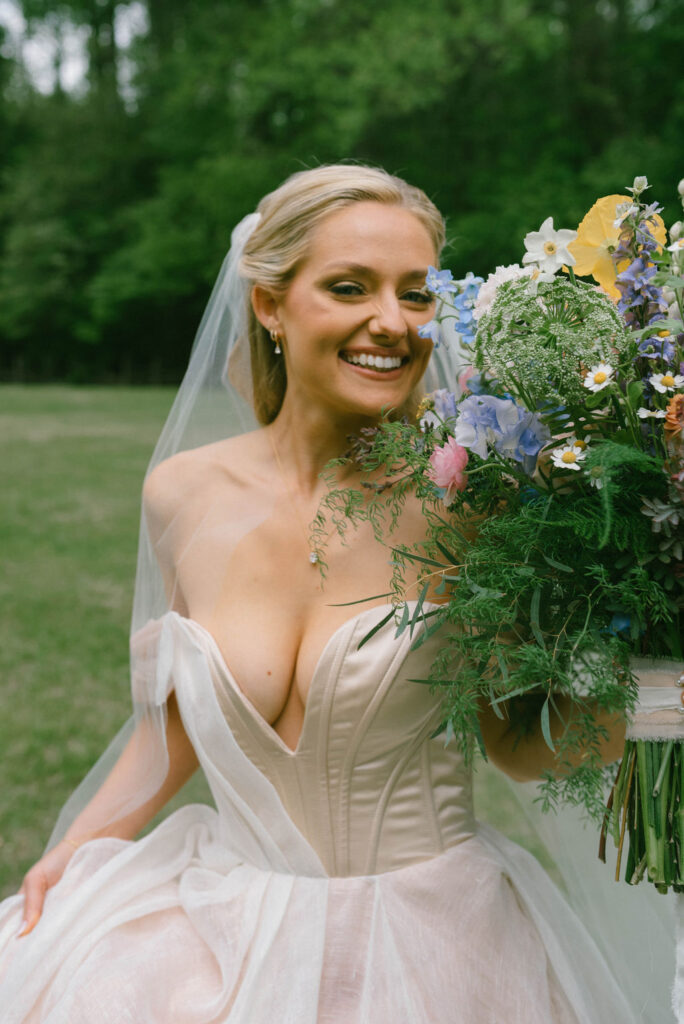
[320,177,684,890]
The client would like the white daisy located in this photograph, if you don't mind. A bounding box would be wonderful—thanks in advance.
[586,466,604,490]
[583,363,614,392]
[637,407,666,419]
[649,371,684,394]
[550,444,587,471]
[522,217,578,274]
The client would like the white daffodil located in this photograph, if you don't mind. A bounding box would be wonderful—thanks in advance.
[522,217,578,274]
[583,362,614,392]
[550,444,587,471]
[526,265,557,295]
[649,371,684,394]
[613,203,639,229]
[627,176,649,196]
[637,407,666,419]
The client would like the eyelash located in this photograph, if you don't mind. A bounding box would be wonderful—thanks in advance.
[329,284,432,304]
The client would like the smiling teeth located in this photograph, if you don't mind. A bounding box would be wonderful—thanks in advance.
[344,353,403,370]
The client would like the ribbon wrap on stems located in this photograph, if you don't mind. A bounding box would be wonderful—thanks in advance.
[610,659,684,1020]
[627,658,684,742]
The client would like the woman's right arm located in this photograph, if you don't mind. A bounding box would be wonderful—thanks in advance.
[17,692,199,937]
[18,456,198,937]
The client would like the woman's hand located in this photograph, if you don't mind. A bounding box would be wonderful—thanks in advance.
[16,840,76,938]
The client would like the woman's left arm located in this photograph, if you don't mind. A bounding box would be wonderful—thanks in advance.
[477,696,626,783]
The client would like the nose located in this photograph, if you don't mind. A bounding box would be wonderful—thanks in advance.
[368,291,408,345]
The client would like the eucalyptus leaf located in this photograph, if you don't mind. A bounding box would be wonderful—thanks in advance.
[542,554,573,573]
[358,607,395,649]
[540,698,555,752]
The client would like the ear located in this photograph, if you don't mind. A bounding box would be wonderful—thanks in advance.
[251,285,282,334]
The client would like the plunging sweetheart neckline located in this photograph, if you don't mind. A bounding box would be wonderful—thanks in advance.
[176,601,440,756]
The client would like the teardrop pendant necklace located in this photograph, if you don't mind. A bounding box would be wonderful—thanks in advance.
[268,426,326,566]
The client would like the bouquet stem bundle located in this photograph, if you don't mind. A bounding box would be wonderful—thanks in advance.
[603,738,683,893]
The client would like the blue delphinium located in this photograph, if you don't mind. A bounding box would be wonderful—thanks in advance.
[420,269,484,348]
[449,272,483,347]
[453,394,550,475]
[426,266,457,296]
[638,334,676,362]
[417,318,443,346]
[614,212,666,341]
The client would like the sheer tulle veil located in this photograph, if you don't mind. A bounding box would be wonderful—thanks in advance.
[42,187,675,1020]
[46,210,265,849]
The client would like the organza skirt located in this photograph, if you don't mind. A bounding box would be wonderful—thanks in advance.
[0,801,637,1024]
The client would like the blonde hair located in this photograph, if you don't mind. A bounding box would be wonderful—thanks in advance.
[239,164,445,424]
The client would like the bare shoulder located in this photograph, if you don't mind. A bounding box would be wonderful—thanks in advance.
[143,431,265,538]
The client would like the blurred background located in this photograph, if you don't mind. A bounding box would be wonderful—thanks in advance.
[1,0,682,894]
[0,0,683,383]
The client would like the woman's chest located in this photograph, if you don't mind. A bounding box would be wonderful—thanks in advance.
[172,519,398,729]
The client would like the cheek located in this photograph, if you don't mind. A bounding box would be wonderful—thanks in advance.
[413,336,434,375]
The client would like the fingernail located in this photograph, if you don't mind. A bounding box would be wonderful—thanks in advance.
[15,919,28,939]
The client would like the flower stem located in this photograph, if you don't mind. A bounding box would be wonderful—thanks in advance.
[615,744,636,881]
[653,740,674,797]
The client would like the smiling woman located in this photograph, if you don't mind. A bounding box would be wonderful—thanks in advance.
[0,164,660,1023]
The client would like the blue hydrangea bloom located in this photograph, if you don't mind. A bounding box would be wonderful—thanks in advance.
[453,394,549,475]
[464,372,488,395]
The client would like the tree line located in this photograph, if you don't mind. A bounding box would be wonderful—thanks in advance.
[0,0,682,383]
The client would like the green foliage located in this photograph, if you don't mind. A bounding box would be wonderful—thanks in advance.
[1,0,683,381]
[325,404,683,819]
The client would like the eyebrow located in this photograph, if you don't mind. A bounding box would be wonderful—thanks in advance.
[319,262,429,279]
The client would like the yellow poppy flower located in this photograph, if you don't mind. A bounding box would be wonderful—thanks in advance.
[568,194,666,300]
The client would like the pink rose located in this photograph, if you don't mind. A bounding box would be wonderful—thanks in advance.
[427,437,469,505]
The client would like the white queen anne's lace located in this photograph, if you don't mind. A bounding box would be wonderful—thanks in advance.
[473,264,531,320]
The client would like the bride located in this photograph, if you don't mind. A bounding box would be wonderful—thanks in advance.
[0,164,674,1022]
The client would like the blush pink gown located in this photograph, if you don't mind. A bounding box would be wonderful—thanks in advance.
[0,607,640,1022]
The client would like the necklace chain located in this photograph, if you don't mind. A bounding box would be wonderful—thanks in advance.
[268,427,324,566]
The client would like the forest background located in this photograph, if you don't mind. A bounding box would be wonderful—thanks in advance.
[0,0,683,384]
[1,0,683,894]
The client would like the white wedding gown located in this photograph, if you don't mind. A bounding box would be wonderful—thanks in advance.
[0,606,671,1021]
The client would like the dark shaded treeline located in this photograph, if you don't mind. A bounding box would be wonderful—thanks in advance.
[0,0,682,383]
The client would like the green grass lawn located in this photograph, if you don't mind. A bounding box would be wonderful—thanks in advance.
[0,384,553,899]
[0,385,176,897]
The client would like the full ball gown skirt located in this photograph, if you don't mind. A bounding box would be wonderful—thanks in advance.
[0,608,644,1022]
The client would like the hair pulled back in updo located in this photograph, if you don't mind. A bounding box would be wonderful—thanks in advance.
[239,164,446,425]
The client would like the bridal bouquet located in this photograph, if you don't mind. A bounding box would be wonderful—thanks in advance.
[322,177,684,891]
